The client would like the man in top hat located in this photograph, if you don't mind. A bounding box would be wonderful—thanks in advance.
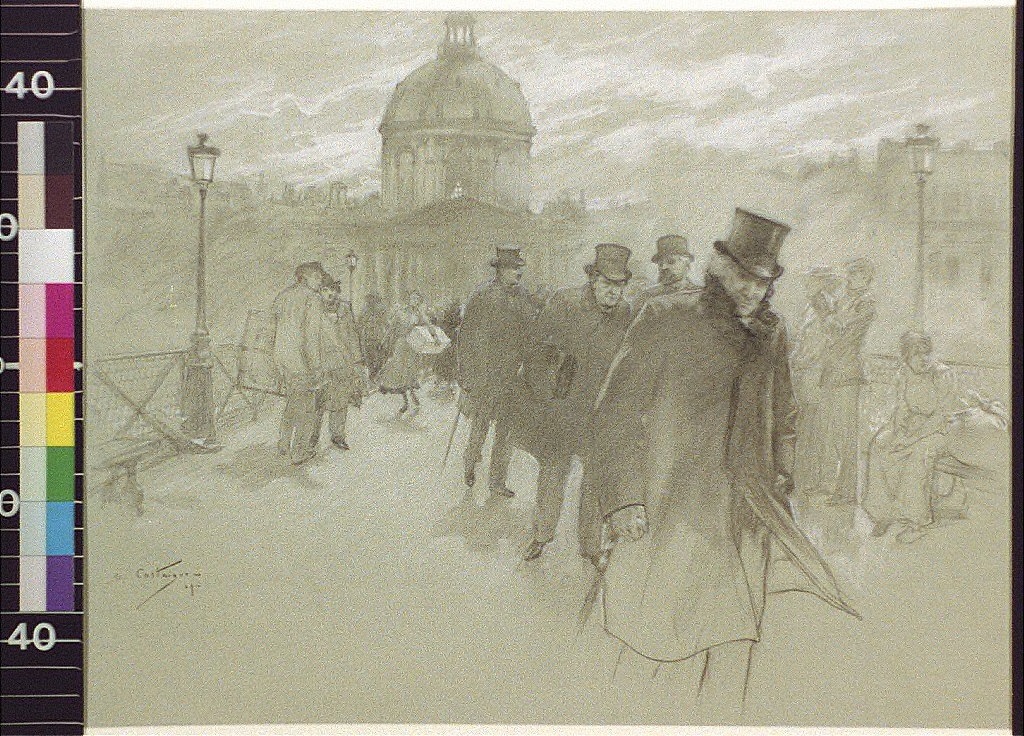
[506,244,633,562]
[457,246,538,500]
[632,234,702,317]
[791,266,843,496]
[819,256,876,505]
[273,261,329,465]
[588,210,857,715]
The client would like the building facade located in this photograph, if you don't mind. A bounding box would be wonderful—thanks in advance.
[379,13,536,215]
[875,136,1012,360]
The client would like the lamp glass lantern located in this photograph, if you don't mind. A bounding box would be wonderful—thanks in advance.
[907,123,937,177]
[188,133,221,187]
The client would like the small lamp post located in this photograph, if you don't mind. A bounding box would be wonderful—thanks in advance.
[905,123,938,322]
[182,133,222,450]
[345,249,359,313]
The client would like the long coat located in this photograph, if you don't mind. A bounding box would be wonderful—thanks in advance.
[272,282,324,383]
[820,289,875,388]
[589,279,857,662]
[317,305,363,409]
[503,284,632,462]
[456,280,537,419]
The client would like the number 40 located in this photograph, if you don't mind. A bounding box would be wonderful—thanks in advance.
[4,71,55,100]
[6,622,57,651]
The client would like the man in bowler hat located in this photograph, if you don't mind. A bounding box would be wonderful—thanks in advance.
[458,246,538,499]
[507,244,633,562]
[633,234,702,317]
[589,210,857,715]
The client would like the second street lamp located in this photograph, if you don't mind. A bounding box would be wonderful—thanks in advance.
[345,249,359,313]
[181,132,222,451]
[905,123,938,323]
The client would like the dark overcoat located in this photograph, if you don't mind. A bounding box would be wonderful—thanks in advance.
[589,279,858,662]
[456,279,537,419]
[503,284,631,462]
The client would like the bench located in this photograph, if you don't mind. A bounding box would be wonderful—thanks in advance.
[95,438,168,516]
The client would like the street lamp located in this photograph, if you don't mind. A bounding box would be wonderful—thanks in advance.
[182,132,222,450]
[905,123,938,322]
[345,249,359,313]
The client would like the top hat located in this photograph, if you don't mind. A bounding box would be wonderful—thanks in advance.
[714,208,790,281]
[585,243,632,283]
[491,246,526,269]
[652,234,693,263]
[805,265,840,283]
[844,256,875,278]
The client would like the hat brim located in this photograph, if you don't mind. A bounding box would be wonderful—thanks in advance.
[585,263,632,283]
[652,252,695,264]
[491,258,526,268]
[714,240,783,281]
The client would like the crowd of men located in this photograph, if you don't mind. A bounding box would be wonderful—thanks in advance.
[271,208,868,711]
[265,203,1008,714]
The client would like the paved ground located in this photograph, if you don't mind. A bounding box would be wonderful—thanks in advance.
[85,387,1011,730]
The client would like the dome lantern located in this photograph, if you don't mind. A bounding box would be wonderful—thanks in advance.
[440,12,478,59]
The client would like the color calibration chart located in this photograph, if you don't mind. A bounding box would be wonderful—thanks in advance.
[1,1,85,734]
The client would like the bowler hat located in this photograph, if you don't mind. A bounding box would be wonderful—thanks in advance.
[652,234,693,263]
[714,208,790,281]
[296,260,329,280]
[584,243,632,283]
[491,246,526,269]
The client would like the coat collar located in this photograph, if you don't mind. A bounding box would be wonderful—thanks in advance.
[700,276,779,347]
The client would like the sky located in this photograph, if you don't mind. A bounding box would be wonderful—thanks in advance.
[84,9,1015,204]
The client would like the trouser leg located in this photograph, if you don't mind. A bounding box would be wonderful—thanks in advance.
[577,465,603,561]
[835,384,861,501]
[464,416,489,477]
[533,454,573,544]
[278,399,295,454]
[488,419,513,489]
[290,388,320,460]
[697,640,754,719]
[329,406,347,443]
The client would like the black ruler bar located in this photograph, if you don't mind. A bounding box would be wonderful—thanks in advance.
[0,0,85,733]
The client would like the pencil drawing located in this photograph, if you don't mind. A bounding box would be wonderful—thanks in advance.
[82,9,1012,730]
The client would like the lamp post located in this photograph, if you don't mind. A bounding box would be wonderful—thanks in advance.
[905,123,938,322]
[345,249,359,314]
[182,133,221,450]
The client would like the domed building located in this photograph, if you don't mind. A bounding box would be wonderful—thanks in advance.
[265,14,590,310]
[379,13,535,214]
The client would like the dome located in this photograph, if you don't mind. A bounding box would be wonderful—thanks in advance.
[379,16,534,139]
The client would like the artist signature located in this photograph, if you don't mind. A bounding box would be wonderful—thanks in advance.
[109,559,205,609]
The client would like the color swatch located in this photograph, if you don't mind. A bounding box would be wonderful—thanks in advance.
[17,121,76,612]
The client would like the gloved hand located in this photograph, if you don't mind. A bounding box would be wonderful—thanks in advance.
[610,505,648,542]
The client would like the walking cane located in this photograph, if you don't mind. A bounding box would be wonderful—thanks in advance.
[440,397,461,473]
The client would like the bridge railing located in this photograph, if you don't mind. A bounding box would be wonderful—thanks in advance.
[87,342,259,469]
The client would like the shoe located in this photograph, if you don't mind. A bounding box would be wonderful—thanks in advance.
[523,539,546,561]
[331,438,350,450]
[825,495,853,507]
[465,467,476,488]
[490,486,514,499]
[290,452,315,466]
[869,521,892,537]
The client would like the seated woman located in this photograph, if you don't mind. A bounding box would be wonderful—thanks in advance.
[862,329,1009,543]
